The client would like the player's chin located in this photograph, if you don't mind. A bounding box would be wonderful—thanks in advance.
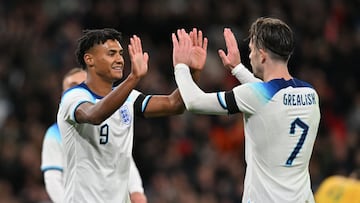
[112,69,123,79]
[114,74,123,80]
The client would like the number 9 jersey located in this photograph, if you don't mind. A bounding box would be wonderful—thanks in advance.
[57,83,147,203]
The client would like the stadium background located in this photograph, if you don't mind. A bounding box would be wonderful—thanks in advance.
[0,0,359,202]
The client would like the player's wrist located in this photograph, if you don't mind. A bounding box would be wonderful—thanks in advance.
[231,63,246,76]
[127,73,142,83]
[174,63,190,71]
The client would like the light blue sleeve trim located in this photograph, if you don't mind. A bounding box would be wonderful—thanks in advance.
[60,87,95,105]
[142,95,152,112]
[217,92,227,109]
[41,166,63,172]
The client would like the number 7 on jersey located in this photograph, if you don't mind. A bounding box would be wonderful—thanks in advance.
[286,118,309,166]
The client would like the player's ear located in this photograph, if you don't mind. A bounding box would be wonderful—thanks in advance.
[84,53,94,67]
[259,49,267,64]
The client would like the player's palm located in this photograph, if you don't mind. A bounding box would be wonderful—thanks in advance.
[129,35,148,78]
[131,52,148,78]
[189,46,206,71]
[218,49,240,69]
[189,28,208,71]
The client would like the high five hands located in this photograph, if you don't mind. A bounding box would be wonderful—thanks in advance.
[172,28,241,72]
[172,28,208,71]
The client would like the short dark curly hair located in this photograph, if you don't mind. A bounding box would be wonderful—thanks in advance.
[75,28,122,69]
[249,17,294,61]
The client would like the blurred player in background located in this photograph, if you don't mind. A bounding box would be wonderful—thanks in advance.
[315,169,360,203]
[41,68,147,203]
[57,28,205,202]
[173,17,320,202]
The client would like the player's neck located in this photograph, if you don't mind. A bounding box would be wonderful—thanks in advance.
[263,61,292,82]
[85,77,113,97]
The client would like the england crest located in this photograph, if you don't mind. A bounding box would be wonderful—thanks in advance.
[119,105,131,125]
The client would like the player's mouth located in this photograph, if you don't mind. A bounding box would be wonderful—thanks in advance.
[112,66,123,71]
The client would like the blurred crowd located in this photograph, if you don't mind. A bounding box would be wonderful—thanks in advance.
[0,0,359,202]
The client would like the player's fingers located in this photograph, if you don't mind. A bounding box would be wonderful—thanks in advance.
[134,35,143,53]
[218,49,225,59]
[218,49,229,65]
[186,30,193,49]
[172,33,179,49]
[143,52,149,64]
[191,28,197,46]
[177,29,184,47]
[131,35,138,53]
[224,28,239,52]
[181,29,191,49]
[190,28,196,46]
[224,28,233,50]
[128,45,136,62]
[198,29,203,47]
[203,37,208,50]
[129,38,135,56]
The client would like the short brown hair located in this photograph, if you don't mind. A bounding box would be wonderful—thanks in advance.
[249,17,294,61]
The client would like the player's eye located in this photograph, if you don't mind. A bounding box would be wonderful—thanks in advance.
[108,51,116,56]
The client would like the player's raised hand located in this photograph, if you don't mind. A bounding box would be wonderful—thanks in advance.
[218,28,241,70]
[128,35,149,78]
[172,29,192,67]
[189,28,208,71]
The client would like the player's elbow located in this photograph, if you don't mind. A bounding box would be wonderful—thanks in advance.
[172,99,186,114]
[75,104,107,125]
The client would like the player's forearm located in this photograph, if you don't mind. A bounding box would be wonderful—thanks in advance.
[231,63,262,83]
[174,63,227,115]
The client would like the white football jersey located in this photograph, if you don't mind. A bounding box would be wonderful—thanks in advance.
[57,83,143,203]
[175,64,320,203]
[41,123,63,172]
[128,157,144,194]
[229,79,320,203]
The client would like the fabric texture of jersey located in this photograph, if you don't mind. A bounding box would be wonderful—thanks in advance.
[41,123,63,172]
[57,83,142,203]
[128,157,144,193]
[231,79,320,203]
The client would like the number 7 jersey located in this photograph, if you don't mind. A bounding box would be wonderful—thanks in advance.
[230,78,320,203]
